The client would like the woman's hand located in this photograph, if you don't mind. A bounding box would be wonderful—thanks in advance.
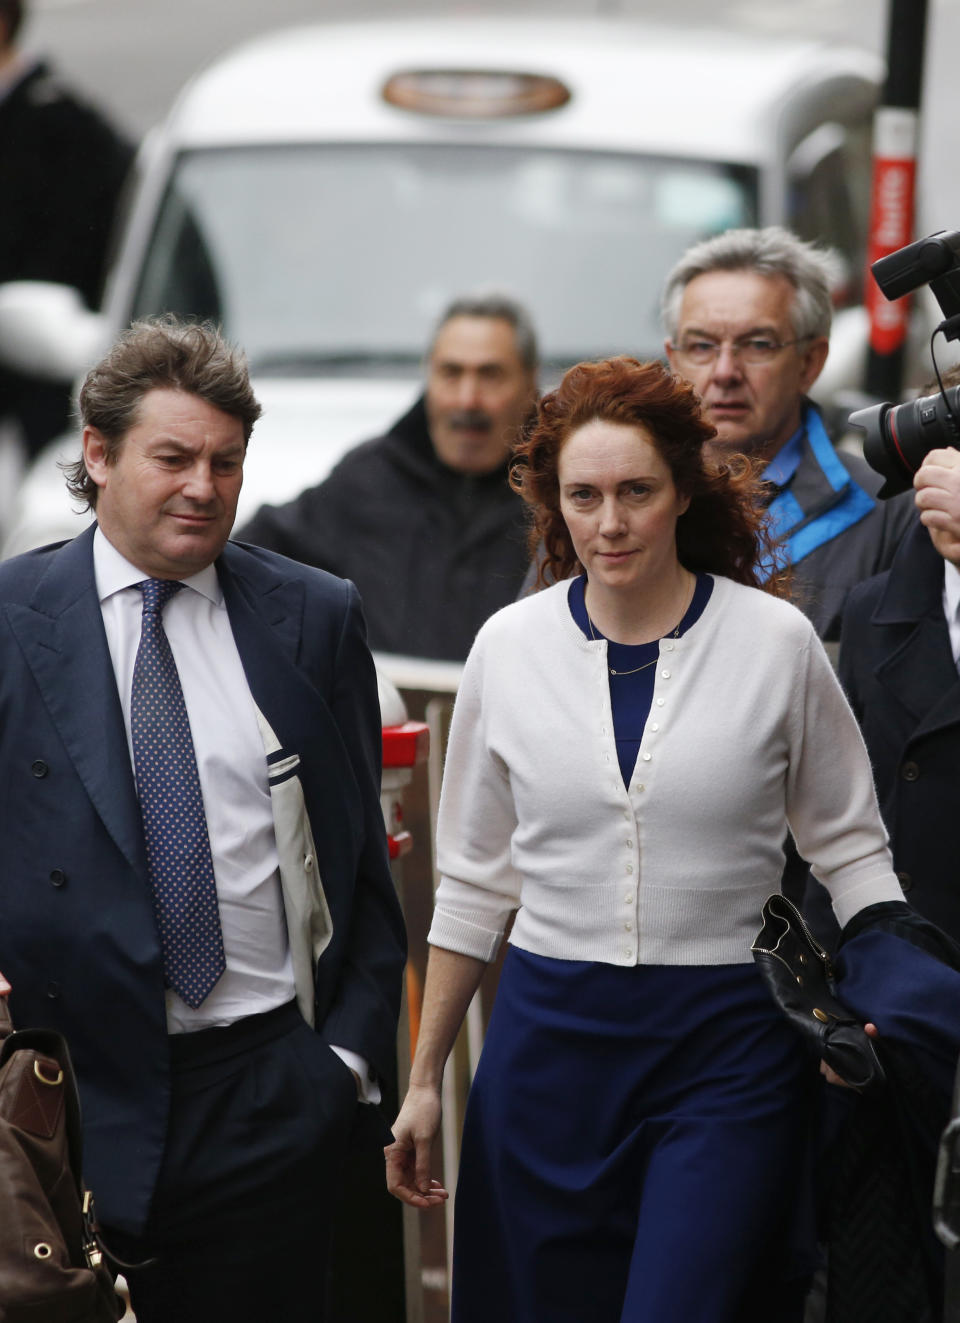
[385,947,486,1207]
[385,1083,449,1208]
[0,972,10,997]
[819,1022,879,1088]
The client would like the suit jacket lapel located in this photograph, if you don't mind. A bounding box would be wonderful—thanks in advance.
[217,546,310,740]
[217,545,362,844]
[217,545,353,779]
[875,615,960,734]
[872,523,960,739]
[6,527,146,875]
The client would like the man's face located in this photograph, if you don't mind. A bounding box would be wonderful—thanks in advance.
[84,387,246,578]
[425,316,537,474]
[665,269,829,461]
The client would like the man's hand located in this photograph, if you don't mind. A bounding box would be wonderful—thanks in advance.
[385,1083,449,1208]
[915,447,960,566]
[0,973,10,997]
[819,1022,879,1088]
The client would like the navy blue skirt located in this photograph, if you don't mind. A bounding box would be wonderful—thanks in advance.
[452,948,815,1323]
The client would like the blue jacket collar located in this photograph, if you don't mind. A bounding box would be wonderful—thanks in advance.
[760,405,877,576]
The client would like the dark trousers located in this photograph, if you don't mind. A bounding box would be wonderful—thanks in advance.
[104,1002,359,1323]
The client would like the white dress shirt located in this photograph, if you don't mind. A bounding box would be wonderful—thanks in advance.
[94,529,296,1033]
[93,530,379,1097]
[943,560,960,668]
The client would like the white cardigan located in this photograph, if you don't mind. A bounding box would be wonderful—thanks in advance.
[429,576,904,967]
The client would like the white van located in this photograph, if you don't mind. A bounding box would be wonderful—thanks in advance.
[0,15,880,554]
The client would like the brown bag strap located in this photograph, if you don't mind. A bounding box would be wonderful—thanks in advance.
[0,993,12,1043]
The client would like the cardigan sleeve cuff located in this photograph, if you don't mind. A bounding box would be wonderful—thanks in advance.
[830,872,906,929]
[428,908,505,963]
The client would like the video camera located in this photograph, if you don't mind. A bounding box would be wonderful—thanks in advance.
[850,229,960,498]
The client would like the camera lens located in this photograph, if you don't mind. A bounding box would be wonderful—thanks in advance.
[849,386,960,499]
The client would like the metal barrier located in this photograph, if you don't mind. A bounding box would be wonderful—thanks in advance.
[377,672,432,1322]
[374,658,508,1322]
[376,657,465,1323]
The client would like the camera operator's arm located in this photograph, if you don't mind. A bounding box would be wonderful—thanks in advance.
[914,448,960,566]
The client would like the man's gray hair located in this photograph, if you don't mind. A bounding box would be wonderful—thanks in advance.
[430,293,539,373]
[661,226,841,343]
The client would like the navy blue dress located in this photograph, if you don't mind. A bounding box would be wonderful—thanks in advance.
[450,577,815,1323]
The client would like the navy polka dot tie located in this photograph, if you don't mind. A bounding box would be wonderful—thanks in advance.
[131,579,226,1009]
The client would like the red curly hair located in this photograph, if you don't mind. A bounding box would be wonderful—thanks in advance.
[510,356,786,593]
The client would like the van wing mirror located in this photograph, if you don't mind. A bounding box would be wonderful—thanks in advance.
[786,123,846,181]
[0,282,108,384]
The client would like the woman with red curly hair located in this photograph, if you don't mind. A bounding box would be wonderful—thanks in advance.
[387,357,905,1321]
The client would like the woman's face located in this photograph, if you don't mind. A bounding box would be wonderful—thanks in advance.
[558,419,690,594]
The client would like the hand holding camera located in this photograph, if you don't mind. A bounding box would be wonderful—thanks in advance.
[915,446,960,563]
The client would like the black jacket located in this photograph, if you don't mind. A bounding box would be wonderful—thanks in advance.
[237,397,531,662]
[838,520,960,938]
[824,909,960,1323]
[818,520,960,1322]
[0,59,133,455]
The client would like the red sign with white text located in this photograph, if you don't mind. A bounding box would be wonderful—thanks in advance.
[865,108,919,355]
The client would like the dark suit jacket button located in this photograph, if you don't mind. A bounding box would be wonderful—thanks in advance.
[46,981,61,1000]
[49,869,67,888]
[31,760,49,778]
[896,871,913,892]
[901,761,920,782]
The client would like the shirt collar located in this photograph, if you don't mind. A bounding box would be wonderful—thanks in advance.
[944,559,960,625]
[93,525,222,607]
[761,411,808,489]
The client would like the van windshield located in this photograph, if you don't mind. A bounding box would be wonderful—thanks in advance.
[132,143,756,372]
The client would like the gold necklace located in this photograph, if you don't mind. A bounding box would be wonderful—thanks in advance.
[585,573,695,676]
[587,615,681,675]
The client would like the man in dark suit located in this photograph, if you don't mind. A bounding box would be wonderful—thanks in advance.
[839,441,960,938]
[0,316,406,1322]
[806,443,960,1323]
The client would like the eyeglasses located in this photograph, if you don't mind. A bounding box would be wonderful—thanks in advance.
[672,334,812,366]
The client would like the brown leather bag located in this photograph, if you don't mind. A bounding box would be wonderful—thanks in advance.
[0,994,123,1321]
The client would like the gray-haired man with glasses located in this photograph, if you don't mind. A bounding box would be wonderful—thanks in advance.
[663,225,914,643]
